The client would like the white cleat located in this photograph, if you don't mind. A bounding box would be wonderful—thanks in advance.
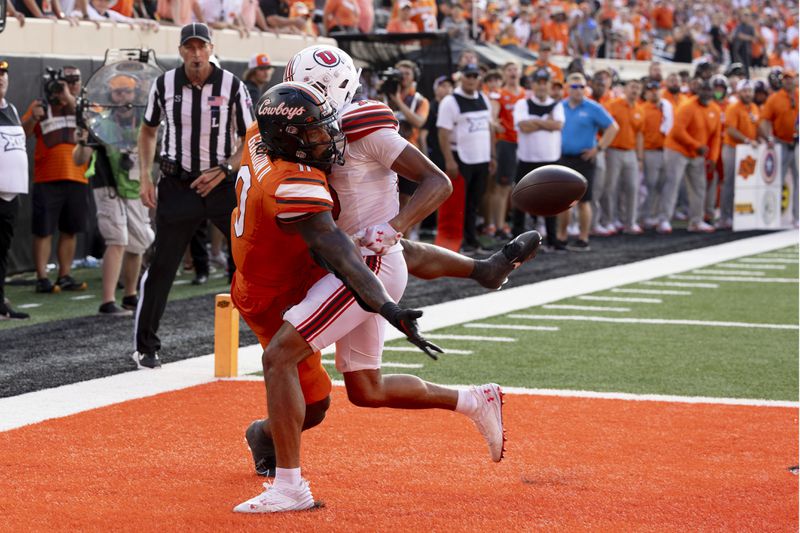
[469,383,506,462]
[233,479,315,513]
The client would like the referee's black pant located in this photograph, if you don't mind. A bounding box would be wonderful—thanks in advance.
[135,174,236,356]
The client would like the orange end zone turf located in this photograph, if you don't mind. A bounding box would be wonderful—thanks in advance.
[1,382,797,531]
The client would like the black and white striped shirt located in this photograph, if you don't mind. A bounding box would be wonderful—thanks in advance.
[143,64,254,174]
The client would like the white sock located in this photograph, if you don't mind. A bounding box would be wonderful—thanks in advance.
[274,467,302,487]
[455,389,478,416]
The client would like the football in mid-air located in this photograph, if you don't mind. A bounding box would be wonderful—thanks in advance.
[511,165,588,217]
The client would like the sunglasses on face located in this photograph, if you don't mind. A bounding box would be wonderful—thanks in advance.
[569,84,585,89]
[64,75,81,84]
[464,73,480,79]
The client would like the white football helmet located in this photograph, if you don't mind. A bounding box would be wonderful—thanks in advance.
[283,45,362,112]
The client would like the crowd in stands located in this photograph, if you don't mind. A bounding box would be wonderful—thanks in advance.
[1,1,799,320]
[6,0,799,73]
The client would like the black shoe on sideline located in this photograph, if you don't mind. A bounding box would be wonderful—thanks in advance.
[56,275,88,291]
[191,274,209,286]
[566,239,591,252]
[35,278,61,294]
[245,420,277,477]
[131,351,161,369]
[0,303,30,320]
[121,295,139,311]
[98,302,133,317]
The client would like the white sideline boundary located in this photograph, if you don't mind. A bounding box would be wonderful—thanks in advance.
[1,230,797,432]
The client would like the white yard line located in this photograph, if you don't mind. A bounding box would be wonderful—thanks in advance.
[717,263,786,270]
[17,303,42,309]
[464,323,560,331]
[383,346,473,355]
[174,279,190,285]
[542,304,631,312]
[508,314,799,330]
[70,294,95,300]
[321,359,423,369]
[670,275,799,283]
[738,258,798,264]
[426,334,517,342]
[226,376,800,407]
[611,288,691,295]
[693,269,766,276]
[579,295,662,303]
[1,230,796,432]
[640,281,718,288]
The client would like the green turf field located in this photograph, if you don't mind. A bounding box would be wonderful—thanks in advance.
[321,246,800,401]
[0,266,230,329]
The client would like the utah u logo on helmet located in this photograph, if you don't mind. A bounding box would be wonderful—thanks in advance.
[313,50,341,67]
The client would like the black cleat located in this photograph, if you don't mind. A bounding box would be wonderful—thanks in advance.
[245,420,276,477]
[131,351,161,369]
[472,230,542,290]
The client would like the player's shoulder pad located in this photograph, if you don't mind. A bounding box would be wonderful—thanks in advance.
[340,99,400,143]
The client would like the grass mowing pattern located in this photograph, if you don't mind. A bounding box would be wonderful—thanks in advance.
[320,246,799,401]
[1,266,231,329]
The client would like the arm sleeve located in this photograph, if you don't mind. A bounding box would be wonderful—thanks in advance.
[272,169,334,221]
[143,76,163,127]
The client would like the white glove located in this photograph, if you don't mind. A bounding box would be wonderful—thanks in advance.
[353,223,403,255]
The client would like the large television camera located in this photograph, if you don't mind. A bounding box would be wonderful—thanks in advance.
[76,49,162,167]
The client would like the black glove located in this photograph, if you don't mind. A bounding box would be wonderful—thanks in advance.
[380,302,444,360]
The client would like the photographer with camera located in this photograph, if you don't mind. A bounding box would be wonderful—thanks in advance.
[72,74,155,316]
[381,60,430,224]
[22,65,90,294]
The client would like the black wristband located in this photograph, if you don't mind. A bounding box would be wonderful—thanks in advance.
[379,302,401,323]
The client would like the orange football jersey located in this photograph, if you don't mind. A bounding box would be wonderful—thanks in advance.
[231,122,333,287]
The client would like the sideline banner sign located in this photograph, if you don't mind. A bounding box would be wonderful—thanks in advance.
[732,144,785,231]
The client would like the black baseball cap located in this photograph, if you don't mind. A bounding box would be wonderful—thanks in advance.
[461,63,481,75]
[180,23,212,46]
[532,68,550,82]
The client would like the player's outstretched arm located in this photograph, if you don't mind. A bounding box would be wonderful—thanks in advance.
[388,143,452,236]
[293,211,443,358]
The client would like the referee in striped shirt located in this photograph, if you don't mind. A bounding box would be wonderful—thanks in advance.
[133,23,254,369]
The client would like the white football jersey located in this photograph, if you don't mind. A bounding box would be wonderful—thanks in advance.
[330,100,409,254]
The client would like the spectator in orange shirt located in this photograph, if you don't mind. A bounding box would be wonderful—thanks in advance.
[20,66,89,293]
[719,79,763,229]
[760,70,799,226]
[487,61,525,240]
[526,42,564,83]
[651,0,673,36]
[385,60,430,217]
[156,0,201,25]
[662,79,722,233]
[289,1,317,35]
[324,0,359,33]
[541,5,569,55]
[639,79,674,232]
[479,3,502,44]
[387,0,418,33]
[602,79,645,234]
[390,0,437,32]
[661,72,685,110]
[635,39,653,61]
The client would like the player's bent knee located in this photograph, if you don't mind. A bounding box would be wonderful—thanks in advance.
[303,396,330,429]
[344,370,386,408]
[261,322,314,373]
